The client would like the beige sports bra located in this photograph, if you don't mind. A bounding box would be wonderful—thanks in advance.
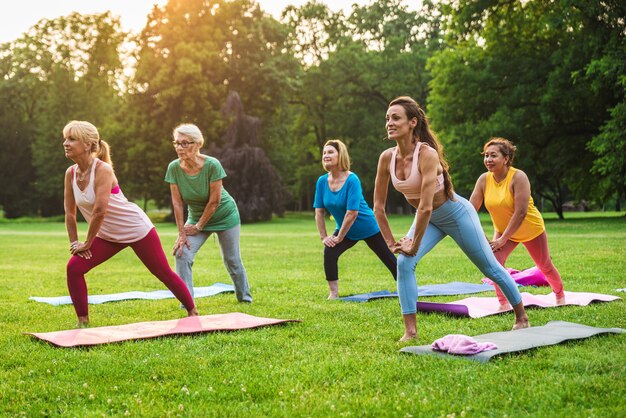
[390,142,444,199]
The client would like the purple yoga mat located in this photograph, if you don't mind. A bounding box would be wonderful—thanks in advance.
[416,291,621,318]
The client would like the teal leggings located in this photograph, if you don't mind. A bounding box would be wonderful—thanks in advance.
[397,194,522,314]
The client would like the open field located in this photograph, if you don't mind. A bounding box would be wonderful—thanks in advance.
[0,212,624,416]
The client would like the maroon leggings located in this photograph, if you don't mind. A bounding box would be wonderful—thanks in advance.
[66,228,195,317]
[493,231,564,304]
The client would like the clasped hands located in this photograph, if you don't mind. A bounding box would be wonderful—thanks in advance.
[391,237,418,256]
[172,226,195,257]
[321,235,343,247]
[183,223,202,236]
[70,241,92,259]
[489,237,505,252]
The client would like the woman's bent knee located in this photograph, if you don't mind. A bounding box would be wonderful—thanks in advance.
[66,257,87,277]
[397,255,416,276]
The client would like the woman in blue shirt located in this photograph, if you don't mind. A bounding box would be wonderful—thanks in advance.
[314,140,397,299]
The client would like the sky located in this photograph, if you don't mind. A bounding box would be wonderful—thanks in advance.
[0,0,374,44]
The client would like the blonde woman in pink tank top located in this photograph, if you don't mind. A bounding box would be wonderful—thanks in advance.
[62,120,198,327]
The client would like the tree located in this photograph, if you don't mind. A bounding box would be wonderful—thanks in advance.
[128,0,299,209]
[582,1,626,210]
[0,12,126,217]
[282,0,442,210]
[428,0,625,217]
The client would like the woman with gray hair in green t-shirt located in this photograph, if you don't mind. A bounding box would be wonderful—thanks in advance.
[165,123,252,303]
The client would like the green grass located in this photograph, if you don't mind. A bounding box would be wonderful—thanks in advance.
[0,212,624,416]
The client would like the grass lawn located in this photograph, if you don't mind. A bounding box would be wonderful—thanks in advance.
[0,212,624,416]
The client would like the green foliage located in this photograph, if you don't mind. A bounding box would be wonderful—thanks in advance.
[0,213,624,415]
[125,0,300,207]
[0,12,127,217]
[0,0,622,219]
[428,0,625,216]
[583,0,626,205]
[282,0,441,209]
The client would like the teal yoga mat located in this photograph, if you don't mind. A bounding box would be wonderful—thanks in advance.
[400,321,625,363]
[29,283,235,306]
[340,282,495,302]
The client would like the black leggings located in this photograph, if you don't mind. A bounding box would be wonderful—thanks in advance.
[324,231,397,282]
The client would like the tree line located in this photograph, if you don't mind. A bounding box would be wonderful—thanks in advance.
[1,0,623,219]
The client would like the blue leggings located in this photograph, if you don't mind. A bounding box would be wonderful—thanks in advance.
[397,194,522,314]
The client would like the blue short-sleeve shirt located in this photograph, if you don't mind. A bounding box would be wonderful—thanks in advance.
[313,172,380,241]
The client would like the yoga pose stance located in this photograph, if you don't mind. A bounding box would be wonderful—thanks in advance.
[165,124,252,303]
[63,120,197,327]
[470,137,565,307]
[314,139,397,299]
[373,97,529,341]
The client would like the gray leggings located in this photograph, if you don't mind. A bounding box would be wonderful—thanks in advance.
[175,225,252,302]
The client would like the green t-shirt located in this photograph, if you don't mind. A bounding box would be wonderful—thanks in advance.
[164,156,240,231]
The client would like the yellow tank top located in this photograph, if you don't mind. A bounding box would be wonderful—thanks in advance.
[484,167,545,242]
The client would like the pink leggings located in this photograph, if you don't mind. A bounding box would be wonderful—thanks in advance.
[66,228,195,317]
[493,231,564,304]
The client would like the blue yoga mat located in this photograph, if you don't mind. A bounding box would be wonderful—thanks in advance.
[29,283,235,306]
[340,281,495,302]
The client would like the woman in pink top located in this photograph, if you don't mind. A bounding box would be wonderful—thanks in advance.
[373,97,528,341]
[63,120,197,327]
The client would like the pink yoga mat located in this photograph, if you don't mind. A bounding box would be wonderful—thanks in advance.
[26,313,299,347]
[416,291,621,318]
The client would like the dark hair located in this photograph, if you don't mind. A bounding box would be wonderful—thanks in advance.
[388,96,454,199]
[482,137,516,166]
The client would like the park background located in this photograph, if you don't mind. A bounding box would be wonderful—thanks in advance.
[0,0,624,416]
[0,0,624,221]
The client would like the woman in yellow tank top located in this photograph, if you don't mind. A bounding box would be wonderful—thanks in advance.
[470,138,565,307]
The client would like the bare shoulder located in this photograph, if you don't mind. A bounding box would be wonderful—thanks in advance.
[419,144,439,164]
[420,143,438,155]
[511,167,529,183]
[94,160,117,187]
[377,147,395,166]
[379,147,394,161]
[95,160,114,175]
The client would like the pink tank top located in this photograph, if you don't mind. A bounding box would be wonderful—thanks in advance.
[390,142,444,199]
[72,159,153,243]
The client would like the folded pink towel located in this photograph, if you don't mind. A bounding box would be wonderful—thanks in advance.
[431,334,498,355]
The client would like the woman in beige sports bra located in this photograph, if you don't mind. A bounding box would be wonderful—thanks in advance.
[373,96,529,341]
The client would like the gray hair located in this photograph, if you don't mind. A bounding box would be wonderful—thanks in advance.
[173,123,204,147]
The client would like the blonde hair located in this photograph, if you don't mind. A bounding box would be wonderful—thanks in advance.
[173,123,204,147]
[323,139,351,171]
[63,120,112,167]
[482,137,516,166]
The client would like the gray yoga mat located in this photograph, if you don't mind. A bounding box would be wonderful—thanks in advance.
[400,321,625,363]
